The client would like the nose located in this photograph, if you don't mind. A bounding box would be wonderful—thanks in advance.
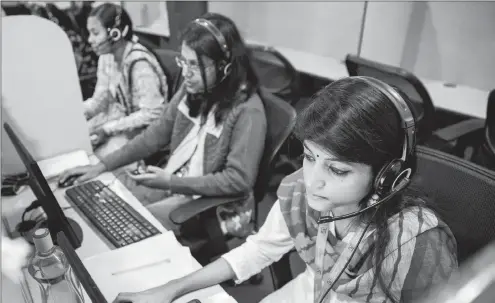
[181,65,193,79]
[306,165,326,192]
[87,35,95,45]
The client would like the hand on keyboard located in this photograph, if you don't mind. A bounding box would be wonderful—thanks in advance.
[59,163,106,185]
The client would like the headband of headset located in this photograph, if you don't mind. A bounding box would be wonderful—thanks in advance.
[193,18,231,60]
[353,76,416,162]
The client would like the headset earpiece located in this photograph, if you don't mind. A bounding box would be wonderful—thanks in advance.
[108,27,121,41]
[222,62,232,76]
[374,159,406,195]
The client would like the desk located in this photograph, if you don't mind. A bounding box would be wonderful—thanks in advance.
[1,154,234,303]
[422,80,488,119]
[129,28,489,119]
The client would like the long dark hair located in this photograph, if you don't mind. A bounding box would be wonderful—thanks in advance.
[294,77,434,303]
[179,12,259,125]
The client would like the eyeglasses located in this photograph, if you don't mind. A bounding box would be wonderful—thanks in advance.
[175,56,215,73]
[175,56,201,72]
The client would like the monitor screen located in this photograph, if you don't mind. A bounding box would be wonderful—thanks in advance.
[3,122,82,248]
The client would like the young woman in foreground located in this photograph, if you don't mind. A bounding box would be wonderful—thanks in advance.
[113,77,458,303]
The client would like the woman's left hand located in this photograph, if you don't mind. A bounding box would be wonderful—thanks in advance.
[128,165,172,190]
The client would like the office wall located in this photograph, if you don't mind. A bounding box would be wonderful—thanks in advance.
[209,1,495,91]
[363,2,495,91]
[408,2,495,91]
[208,1,365,61]
[123,2,168,28]
[360,2,415,67]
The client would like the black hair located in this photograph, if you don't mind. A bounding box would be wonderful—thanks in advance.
[179,12,259,125]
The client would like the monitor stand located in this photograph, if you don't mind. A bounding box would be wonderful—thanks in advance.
[39,218,83,249]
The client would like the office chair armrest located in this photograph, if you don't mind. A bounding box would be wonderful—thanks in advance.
[169,195,247,225]
[434,118,485,142]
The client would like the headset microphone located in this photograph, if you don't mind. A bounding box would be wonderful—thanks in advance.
[92,36,112,50]
[317,174,410,224]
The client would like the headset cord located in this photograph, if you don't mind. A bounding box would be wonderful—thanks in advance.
[318,207,380,303]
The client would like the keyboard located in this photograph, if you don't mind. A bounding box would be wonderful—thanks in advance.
[65,180,161,248]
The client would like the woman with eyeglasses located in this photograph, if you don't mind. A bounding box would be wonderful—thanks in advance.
[82,3,169,158]
[60,12,267,239]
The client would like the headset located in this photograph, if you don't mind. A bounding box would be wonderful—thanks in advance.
[107,5,129,42]
[192,18,232,77]
[317,76,417,224]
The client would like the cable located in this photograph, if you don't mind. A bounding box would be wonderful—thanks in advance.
[317,207,380,303]
[16,170,126,243]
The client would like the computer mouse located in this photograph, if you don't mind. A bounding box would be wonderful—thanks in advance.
[58,174,81,188]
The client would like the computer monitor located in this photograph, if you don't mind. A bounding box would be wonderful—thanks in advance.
[3,122,83,248]
[57,232,108,303]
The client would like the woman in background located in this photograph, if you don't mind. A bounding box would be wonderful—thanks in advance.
[84,3,169,158]
[113,77,458,303]
[60,13,266,239]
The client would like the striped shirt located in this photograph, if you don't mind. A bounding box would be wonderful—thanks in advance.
[222,169,458,302]
[84,42,168,136]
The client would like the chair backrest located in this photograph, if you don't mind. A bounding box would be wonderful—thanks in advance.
[345,54,436,142]
[254,88,298,202]
[414,145,495,263]
[147,48,182,99]
[249,44,300,104]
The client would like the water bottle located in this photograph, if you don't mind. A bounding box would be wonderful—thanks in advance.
[27,228,85,303]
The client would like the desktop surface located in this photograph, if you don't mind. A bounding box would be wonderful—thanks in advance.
[1,153,233,303]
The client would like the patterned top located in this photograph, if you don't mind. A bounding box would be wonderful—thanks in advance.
[222,169,458,303]
[84,42,168,136]
[277,169,458,302]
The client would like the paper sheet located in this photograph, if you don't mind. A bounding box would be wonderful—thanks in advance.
[203,292,238,303]
[38,149,90,180]
[83,232,194,301]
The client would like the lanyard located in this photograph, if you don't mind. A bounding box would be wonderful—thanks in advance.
[314,214,367,303]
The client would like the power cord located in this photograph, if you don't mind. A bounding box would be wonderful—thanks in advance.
[15,169,128,244]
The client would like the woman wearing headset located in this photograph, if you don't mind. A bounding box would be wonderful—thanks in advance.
[113,77,458,303]
[84,3,169,158]
[60,13,266,238]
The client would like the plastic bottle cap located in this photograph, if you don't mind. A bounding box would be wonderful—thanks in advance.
[32,228,54,253]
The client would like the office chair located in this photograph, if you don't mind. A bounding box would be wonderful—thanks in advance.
[345,54,436,143]
[268,145,495,290]
[140,48,182,167]
[420,240,495,303]
[248,43,300,105]
[168,88,297,264]
[432,89,494,171]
